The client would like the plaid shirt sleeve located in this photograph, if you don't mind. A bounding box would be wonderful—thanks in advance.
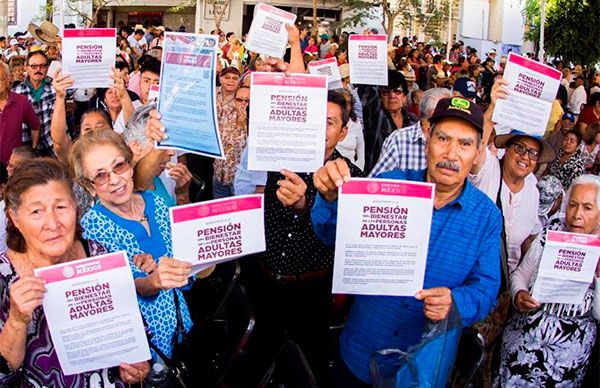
[368,131,400,177]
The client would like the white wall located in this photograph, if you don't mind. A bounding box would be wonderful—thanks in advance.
[500,0,524,45]
[459,0,489,40]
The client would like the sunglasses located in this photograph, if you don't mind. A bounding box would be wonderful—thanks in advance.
[511,143,541,161]
[87,159,130,186]
[235,97,250,103]
[27,63,48,70]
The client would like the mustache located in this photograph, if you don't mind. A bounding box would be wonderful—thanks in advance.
[436,160,460,172]
[34,72,43,76]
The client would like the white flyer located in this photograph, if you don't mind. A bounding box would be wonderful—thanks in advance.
[348,34,388,86]
[308,57,342,90]
[531,230,600,305]
[34,251,150,375]
[248,72,328,172]
[492,53,562,137]
[170,195,266,274]
[333,178,435,296]
[244,3,297,58]
[61,28,116,89]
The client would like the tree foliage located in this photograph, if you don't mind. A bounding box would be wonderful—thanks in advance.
[544,0,600,65]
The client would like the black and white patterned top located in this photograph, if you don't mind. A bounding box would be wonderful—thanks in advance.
[546,149,586,189]
[259,150,365,276]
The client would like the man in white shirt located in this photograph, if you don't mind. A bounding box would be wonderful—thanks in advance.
[3,39,26,60]
[568,76,587,115]
[127,29,146,62]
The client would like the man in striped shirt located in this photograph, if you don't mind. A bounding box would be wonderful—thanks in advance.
[369,87,451,177]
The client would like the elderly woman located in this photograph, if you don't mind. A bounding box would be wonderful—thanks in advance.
[545,129,586,189]
[495,175,600,387]
[69,130,205,361]
[0,158,149,386]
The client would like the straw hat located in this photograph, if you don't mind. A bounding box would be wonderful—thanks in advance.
[27,21,59,45]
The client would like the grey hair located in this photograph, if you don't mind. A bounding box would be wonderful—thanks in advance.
[123,103,156,146]
[419,87,451,120]
[561,174,600,214]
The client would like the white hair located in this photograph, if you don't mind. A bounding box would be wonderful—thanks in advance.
[419,87,451,120]
[561,174,600,214]
[123,103,155,147]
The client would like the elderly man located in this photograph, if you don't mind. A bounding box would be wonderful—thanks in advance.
[311,97,502,386]
[370,87,451,176]
[240,90,365,385]
[0,62,39,166]
[12,51,55,157]
[358,70,417,173]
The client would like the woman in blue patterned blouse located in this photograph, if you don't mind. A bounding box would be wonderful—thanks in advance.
[69,129,203,359]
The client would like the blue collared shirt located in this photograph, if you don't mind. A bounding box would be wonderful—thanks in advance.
[311,169,502,382]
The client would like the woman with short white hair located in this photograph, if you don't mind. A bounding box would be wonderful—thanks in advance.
[495,174,600,387]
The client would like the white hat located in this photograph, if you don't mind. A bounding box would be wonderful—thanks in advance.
[9,39,18,46]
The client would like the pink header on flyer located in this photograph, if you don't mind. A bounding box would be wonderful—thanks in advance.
[509,53,562,80]
[36,252,127,284]
[258,3,296,21]
[172,196,263,223]
[63,28,116,38]
[309,57,337,68]
[252,73,327,88]
[349,35,388,41]
[342,180,434,199]
[547,230,600,246]
[165,53,212,68]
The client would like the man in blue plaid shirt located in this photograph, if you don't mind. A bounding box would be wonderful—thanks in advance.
[369,87,451,177]
[12,51,56,157]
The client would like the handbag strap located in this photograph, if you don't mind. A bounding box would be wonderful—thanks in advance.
[496,163,510,294]
[172,290,187,345]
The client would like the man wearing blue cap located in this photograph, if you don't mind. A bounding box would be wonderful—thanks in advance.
[311,96,502,386]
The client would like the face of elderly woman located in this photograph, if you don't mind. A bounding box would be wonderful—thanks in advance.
[83,144,134,206]
[566,184,600,234]
[10,181,77,259]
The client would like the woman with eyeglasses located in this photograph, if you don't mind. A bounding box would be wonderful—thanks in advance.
[544,129,586,189]
[69,130,209,362]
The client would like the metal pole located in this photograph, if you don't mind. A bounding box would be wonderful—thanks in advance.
[446,0,452,61]
[313,0,318,36]
[195,0,202,33]
[539,0,546,62]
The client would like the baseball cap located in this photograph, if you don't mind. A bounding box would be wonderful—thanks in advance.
[9,38,18,45]
[453,77,477,99]
[429,97,484,134]
[384,70,408,94]
[488,48,497,54]
[319,34,329,40]
[562,112,576,122]
[537,175,564,217]
[220,66,240,78]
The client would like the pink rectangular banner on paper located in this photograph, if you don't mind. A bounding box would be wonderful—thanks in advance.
[341,180,434,199]
[251,73,328,88]
[171,195,263,223]
[547,230,600,247]
[63,28,117,38]
[35,252,128,284]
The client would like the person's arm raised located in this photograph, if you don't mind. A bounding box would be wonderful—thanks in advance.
[50,70,74,163]
[286,24,305,74]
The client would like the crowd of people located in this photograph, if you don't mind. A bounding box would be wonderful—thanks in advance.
[0,15,599,388]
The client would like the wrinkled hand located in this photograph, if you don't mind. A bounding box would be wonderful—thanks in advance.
[415,287,453,322]
[119,361,150,384]
[313,159,351,202]
[109,66,128,100]
[167,163,193,190]
[490,78,509,106]
[514,290,540,312]
[146,109,167,142]
[51,70,74,99]
[276,169,307,210]
[150,257,192,290]
[262,57,292,76]
[9,276,46,325]
[286,24,300,44]
[133,253,157,274]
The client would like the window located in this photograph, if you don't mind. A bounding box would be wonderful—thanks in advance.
[8,0,17,25]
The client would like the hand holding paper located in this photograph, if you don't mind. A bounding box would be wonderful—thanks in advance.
[313,159,351,201]
[146,109,167,142]
[151,257,192,290]
[119,361,150,384]
[276,169,307,210]
[415,287,453,322]
[133,253,157,274]
[51,70,74,99]
[8,276,46,325]
[514,289,540,312]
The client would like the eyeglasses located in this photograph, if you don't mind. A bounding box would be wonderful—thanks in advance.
[511,143,541,161]
[87,159,130,186]
[27,63,48,70]
[235,97,250,103]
